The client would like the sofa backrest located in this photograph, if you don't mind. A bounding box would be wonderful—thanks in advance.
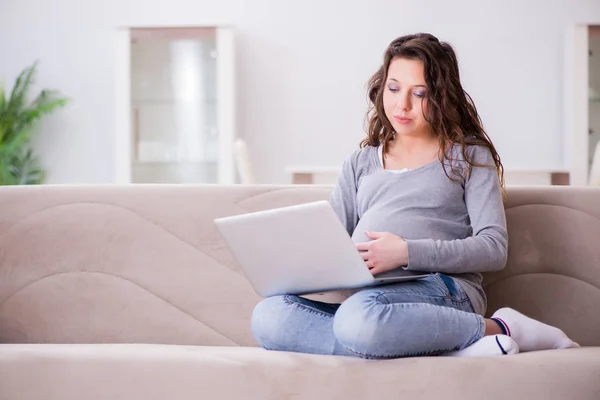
[484,186,600,346]
[0,185,599,347]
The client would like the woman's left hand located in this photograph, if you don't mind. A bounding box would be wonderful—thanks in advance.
[355,231,409,275]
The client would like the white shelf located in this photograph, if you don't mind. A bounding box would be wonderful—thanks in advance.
[121,26,236,185]
[132,160,218,165]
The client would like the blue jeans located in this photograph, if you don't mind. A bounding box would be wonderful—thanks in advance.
[251,273,486,359]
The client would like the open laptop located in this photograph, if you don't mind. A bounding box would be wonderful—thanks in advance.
[214,201,431,298]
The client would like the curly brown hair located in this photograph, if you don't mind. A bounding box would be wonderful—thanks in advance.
[361,33,504,189]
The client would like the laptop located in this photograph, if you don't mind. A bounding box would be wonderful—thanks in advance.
[214,201,431,298]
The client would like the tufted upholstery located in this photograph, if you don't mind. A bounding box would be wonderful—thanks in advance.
[1,184,599,400]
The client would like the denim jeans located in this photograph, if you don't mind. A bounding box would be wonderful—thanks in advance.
[251,273,486,359]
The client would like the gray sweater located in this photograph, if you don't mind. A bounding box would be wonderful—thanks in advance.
[329,144,508,316]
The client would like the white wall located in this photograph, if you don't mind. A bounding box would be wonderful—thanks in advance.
[1,0,600,184]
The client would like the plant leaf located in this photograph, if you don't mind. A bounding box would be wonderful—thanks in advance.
[0,148,18,185]
[7,61,38,116]
[8,148,45,185]
[0,78,6,116]
[4,125,33,154]
[0,61,68,185]
[21,89,68,124]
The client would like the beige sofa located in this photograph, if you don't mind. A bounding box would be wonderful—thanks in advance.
[1,184,600,400]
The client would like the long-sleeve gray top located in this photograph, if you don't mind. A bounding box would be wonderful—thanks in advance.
[329,143,508,315]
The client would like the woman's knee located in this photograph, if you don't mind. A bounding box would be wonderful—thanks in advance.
[332,291,389,357]
[333,288,473,358]
[251,295,296,350]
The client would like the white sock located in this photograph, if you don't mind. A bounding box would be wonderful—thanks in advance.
[492,308,580,352]
[448,335,519,357]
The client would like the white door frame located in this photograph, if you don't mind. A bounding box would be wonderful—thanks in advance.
[114,27,132,184]
[216,27,236,185]
[113,26,236,184]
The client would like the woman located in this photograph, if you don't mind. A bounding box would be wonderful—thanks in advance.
[251,33,578,359]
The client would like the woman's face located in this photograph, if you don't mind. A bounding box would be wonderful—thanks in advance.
[383,57,432,137]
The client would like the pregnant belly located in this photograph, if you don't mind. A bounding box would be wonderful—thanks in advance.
[351,214,468,243]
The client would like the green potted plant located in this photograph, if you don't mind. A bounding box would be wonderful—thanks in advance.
[0,61,68,185]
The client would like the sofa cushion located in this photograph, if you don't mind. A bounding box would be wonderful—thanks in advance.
[1,344,600,400]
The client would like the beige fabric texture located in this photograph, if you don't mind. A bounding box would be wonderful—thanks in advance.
[1,184,599,399]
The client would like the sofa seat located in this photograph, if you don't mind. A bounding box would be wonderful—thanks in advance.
[1,343,600,400]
